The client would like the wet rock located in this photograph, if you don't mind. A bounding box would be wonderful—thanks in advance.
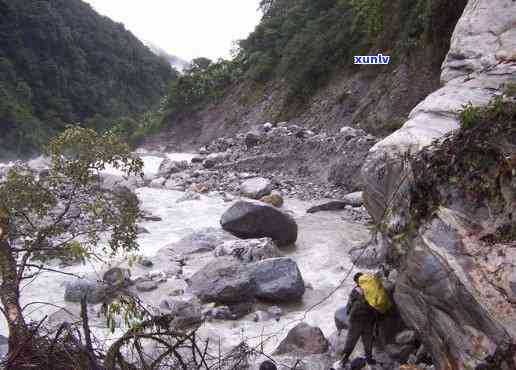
[136,280,159,292]
[334,306,350,332]
[138,258,153,267]
[349,239,387,269]
[339,127,364,140]
[27,155,50,173]
[307,199,362,214]
[64,280,111,304]
[263,122,273,131]
[205,302,253,321]
[159,298,202,329]
[245,131,261,148]
[176,190,201,203]
[103,267,131,288]
[385,343,416,363]
[240,177,272,199]
[101,174,146,191]
[170,288,184,296]
[191,155,206,164]
[157,158,189,177]
[342,192,363,207]
[274,323,330,355]
[189,257,257,304]
[221,200,298,247]
[249,258,305,302]
[149,177,166,189]
[214,237,282,263]
[203,152,229,169]
[267,305,283,320]
[163,227,237,256]
[251,310,272,322]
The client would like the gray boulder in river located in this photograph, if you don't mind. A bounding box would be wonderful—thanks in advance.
[64,280,112,304]
[188,257,257,304]
[214,237,282,263]
[274,323,330,355]
[249,257,305,302]
[220,200,298,247]
[361,1,516,368]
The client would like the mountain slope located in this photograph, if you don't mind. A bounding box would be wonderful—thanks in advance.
[0,0,174,156]
[147,0,468,151]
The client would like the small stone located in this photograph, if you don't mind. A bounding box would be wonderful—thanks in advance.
[138,258,154,268]
[136,281,158,292]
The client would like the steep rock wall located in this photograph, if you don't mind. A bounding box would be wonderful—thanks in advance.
[362,0,516,369]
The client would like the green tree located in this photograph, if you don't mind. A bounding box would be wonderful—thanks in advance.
[0,127,143,355]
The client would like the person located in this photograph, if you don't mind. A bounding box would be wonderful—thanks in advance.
[259,360,277,370]
[340,272,377,367]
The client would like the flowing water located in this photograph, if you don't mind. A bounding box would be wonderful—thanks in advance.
[0,153,371,361]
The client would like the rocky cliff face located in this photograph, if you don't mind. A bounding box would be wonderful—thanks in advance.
[362,0,516,369]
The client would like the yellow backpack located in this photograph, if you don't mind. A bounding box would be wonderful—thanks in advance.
[358,273,393,314]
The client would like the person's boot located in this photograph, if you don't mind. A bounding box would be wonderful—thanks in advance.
[365,355,377,365]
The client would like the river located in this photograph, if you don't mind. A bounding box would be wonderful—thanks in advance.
[0,153,371,365]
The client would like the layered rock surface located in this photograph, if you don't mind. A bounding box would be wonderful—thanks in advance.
[362,1,516,369]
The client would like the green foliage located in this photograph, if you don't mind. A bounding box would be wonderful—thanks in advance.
[459,102,483,129]
[410,98,516,225]
[0,126,143,264]
[0,0,174,156]
[233,0,466,104]
[166,59,243,115]
[102,296,147,334]
[349,0,384,40]
[504,83,516,98]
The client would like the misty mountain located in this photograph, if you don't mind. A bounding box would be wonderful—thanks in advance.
[144,41,190,72]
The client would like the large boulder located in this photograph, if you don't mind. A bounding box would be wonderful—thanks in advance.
[214,237,282,263]
[274,323,329,355]
[188,257,257,304]
[64,280,112,304]
[103,267,132,288]
[100,173,146,191]
[161,227,237,256]
[159,298,202,330]
[240,177,272,199]
[249,258,305,302]
[220,200,298,247]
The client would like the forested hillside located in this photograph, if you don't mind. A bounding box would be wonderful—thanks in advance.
[154,0,468,149]
[0,0,174,157]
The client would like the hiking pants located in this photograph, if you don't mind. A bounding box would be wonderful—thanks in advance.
[343,319,375,358]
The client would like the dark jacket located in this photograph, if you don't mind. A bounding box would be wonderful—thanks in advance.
[346,287,376,320]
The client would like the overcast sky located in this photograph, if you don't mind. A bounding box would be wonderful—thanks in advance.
[83,0,263,61]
